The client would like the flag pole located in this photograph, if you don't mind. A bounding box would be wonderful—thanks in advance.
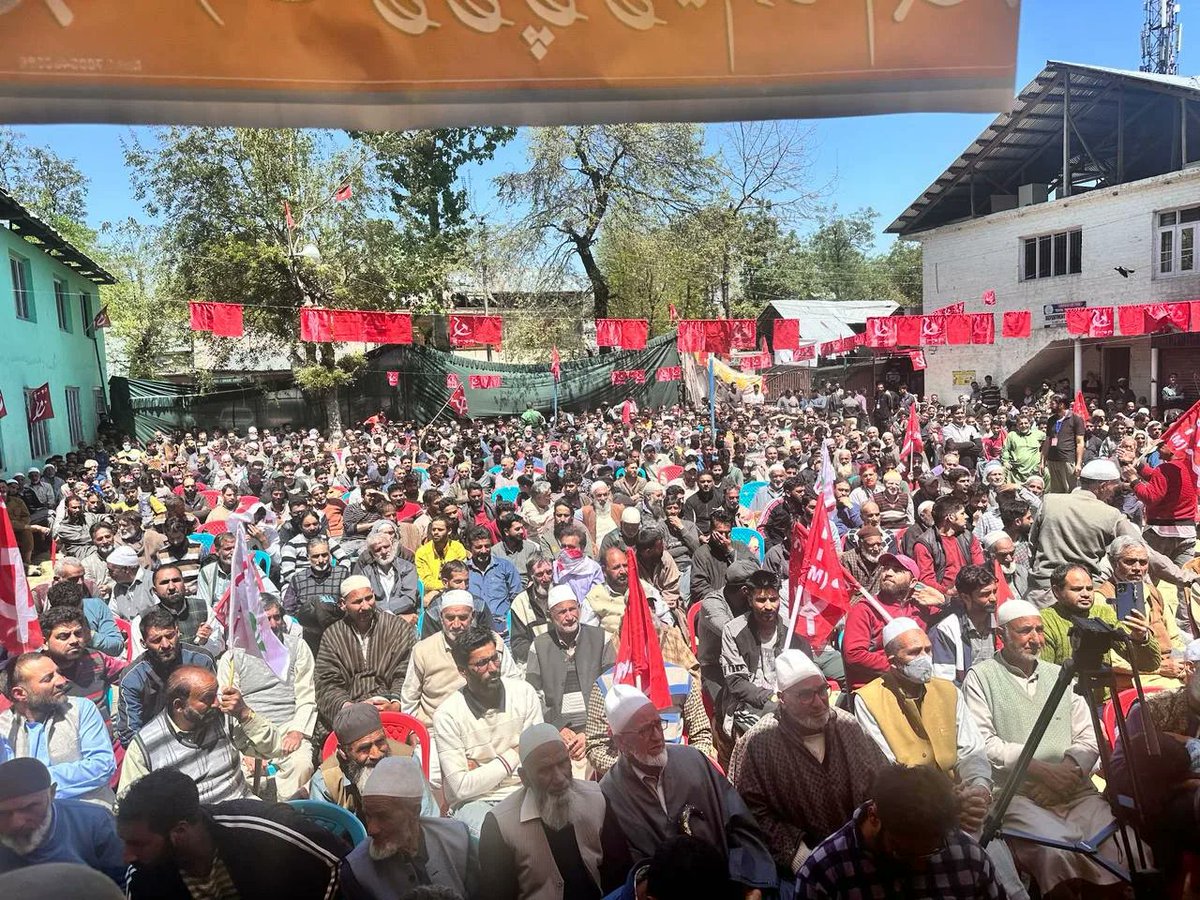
[708,356,716,435]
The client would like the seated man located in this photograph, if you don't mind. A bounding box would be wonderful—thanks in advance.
[730,651,887,881]
[106,544,154,622]
[795,764,1005,900]
[0,652,115,807]
[130,564,220,656]
[551,524,604,606]
[911,496,985,597]
[42,579,124,659]
[464,525,523,637]
[527,586,615,778]
[962,599,1140,899]
[599,685,776,895]
[509,554,555,667]
[310,703,427,819]
[0,758,124,880]
[412,514,468,594]
[115,608,216,747]
[351,528,420,622]
[930,564,1002,685]
[854,617,1026,900]
[697,559,759,709]
[119,768,342,900]
[433,625,544,837]
[283,536,347,654]
[341,757,477,900]
[118,665,287,804]
[217,595,316,800]
[719,569,808,737]
[587,545,671,638]
[39,606,126,726]
[314,575,417,738]
[194,531,279,626]
[479,723,630,900]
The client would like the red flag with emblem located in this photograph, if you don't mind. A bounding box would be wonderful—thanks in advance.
[900,404,924,461]
[0,500,42,655]
[612,549,671,708]
[1162,398,1200,492]
[449,383,469,418]
[788,491,851,649]
[26,383,53,423]
[334,181,352,202]
[1072,391,1090,423]
[92,306,111,330]
[448,314,503,348]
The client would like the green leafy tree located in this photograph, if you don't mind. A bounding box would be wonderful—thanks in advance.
[0,126,96,252]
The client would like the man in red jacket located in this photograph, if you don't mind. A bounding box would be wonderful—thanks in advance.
[1126,441,1198,567]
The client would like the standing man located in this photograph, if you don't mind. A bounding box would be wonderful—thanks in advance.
[1042,393,1085,494]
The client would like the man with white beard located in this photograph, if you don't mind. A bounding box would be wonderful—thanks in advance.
[0,758,124,879]
[983,530,1028,598]
[340,757,476,900]
[600,685,777,897]
[479,723,630,900]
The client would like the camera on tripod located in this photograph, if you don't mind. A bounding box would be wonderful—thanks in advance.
[1068,617,1127,677]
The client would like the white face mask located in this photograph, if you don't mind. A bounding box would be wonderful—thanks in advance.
[899,654,934,684]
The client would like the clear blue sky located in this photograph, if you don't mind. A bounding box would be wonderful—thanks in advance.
[18,1,1152,248]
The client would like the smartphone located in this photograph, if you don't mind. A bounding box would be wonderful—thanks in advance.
[1114,581,1145,620]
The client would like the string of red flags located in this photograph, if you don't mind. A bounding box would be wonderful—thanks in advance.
[611,370,646,385]
[656,366,682,381]
[448,313,503,348]
[468,374,503,389]
[932,301,966,315]
[188,301,244,338]
[677,318,757,353]
[299,308,413,344]
[1002,310,1031,338]
[595,318,649,350]
[772,318,802,351]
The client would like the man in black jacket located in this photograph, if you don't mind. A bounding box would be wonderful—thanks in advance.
[119,769,345,900]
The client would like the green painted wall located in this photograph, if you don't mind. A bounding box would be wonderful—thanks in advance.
[0,225,108,475]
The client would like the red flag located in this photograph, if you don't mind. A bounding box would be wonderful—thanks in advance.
[612,549,671,708]
[469,374,503,389]
[26,383,53,423]
[1001,310,1031,338]
[188,301,244,337]
[1118,305,1146,336]
[448,383,469,418]
[1162,399,1200,493]
[730,319,757,350]
[920,315,947,345]
[446,373,462,390]
[668,303,679,325]
[793,344,816,362]
[934,301,966,315]
[655,365,682,381]
[283,200,295,231]
[1144,302,1190,333]
[1072,391,1090,423]
[386,371,399,387]
[788,490,852,649]
[895,315,922,347]
[908,350,927,371]
[334,181,352,202]
[945,313,972,345]
[970,313,995,345]
[0,499,43,655]
[448,314,503,348]
[1065,306,1114,338]
[0,389,6,419]
[866,317,898,348]
[550,346,561,383]
[360,311,413,344]
[982,289,997,307]
[900,404,924,461]
[596,318,649,350]
[92,306,111,330]
[773,318,801,351]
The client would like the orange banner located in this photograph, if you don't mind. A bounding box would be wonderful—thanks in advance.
[0,0,1021,128]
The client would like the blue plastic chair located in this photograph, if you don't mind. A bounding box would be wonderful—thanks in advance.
[288,799,367,846]
[253,550,271,577]
[488,464,502,474]
[492,485,519,505]
[739,481,768,509]
[190,532,215,556]
[731,527,766,562]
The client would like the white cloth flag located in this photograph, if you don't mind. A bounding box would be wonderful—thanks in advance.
[224,524,288,679]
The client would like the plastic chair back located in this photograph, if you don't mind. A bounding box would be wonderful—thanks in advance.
[657,465,683,486]
[190,533,216,556]
[113,617,135,662]
[320,711,432,779]
[1101,686,1163,748]
[201,489,220,507]
[287,799,367,847]
[686,603,702,655]
[196,520,229,536]
[489,465,502,474]
[731,527,765,562]
[739,481,768,509]
[492,486,519,505]
[253,550,271,578]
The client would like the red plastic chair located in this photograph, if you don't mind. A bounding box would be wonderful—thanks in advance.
[237,495,263,513]
[201,489,220,507]
[320,711,432,779]
[113,617,135,662]
[1100,686,1163,748]
[657,465,684,486]
[686,603,702,655]
[195,520,230,536]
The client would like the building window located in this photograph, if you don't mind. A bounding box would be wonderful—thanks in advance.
[93,387,107,422]
[1021,229,1082,280]
[24,390,50,459]
[65,387,83,445]
[54,279,72,332]
[1157,206,1200,276]
[80,291,93,338]
[10,254,34,320]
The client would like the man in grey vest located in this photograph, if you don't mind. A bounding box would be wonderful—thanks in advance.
[217,596,316,800]
[117,665,287,805]
[478,723,629,900]
[340,756,476,900]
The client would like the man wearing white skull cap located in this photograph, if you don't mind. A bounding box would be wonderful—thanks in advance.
[730,651,888,878]
[340,757,477,900]
[963,597,1146,896]
[599,686,777,894]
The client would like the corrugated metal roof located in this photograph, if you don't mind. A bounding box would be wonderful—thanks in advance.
[761,299,899,344]
[888,61,1200,237]
[0,185,116,284]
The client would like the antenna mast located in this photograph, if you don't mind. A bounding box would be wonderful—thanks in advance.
[1142,0,1183,75]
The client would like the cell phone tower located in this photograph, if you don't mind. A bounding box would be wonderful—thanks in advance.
[1142,0,1183,75]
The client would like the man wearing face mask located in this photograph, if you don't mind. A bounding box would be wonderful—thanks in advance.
[853,618,1028,899]
[730,650,888,880]
[552,523,605,604]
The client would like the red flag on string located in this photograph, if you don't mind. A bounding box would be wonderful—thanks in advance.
[934,301,966,315]
[920,315,947,345]
[300,308,333,342]
[677,320,731,354]
[550,346,561,383]
[596,318,649,350]
[773,318,801,351]
[970,313,995,345]
[612,549,671,708]
[449,383,469,418]
[334,181,352,202]
[900,404,924,461]
[895,315,922,346]
[945,314,972,345]
[655,366,682,381]
[0,499,43,656]
[1144,302,1190,333]
[866,317,898,348]
[1118,305,1146,336]
[386,371,399,387]
[469,374,503,389]
[360,311,413,344]
[188,301,244,337]
[730,319,757,350]
[1065,306,1114,338]
[1072,391,1090,423]
[448,314,503,348]
[283,200,294,231]
[908,350,927,371]
[793,345,816,362]
[789,491,851,649]
[26,383,53,423]
[1001,310,1031,338]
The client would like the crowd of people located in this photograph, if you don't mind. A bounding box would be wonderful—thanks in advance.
[1,374,1198,900]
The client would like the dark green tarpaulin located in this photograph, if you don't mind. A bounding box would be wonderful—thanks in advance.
[360,334,682,423]
[110,377,309,441]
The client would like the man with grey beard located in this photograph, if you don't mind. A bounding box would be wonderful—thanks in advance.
[340,757,475,900]
[479,723,630,900]
[600,685,777,897]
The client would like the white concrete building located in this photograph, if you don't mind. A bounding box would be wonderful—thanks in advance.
[890,62,1200,408]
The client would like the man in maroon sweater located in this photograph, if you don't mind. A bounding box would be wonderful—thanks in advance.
[1126,441,1198,567]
